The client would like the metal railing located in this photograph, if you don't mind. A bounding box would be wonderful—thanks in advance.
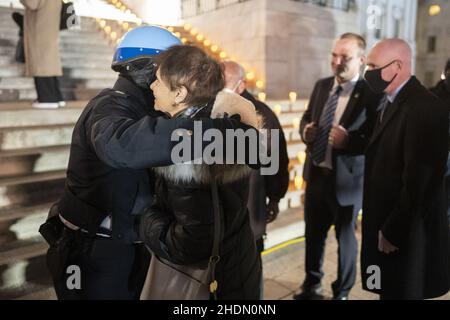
[181,0,354,18]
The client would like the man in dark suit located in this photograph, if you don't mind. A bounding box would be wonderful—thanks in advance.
[223,60,290,298]
[295,33,381,300]
[361,39,450,300]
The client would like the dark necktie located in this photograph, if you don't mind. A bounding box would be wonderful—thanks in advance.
[377,95,391,125]
[311,85,343,164]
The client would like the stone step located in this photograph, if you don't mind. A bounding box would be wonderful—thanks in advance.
[0,107,83,127]
[59,50,113,61]
[68,68,115,80]
[0,170,66,187]
[0,31,111,46]
[0,55,12,65]
[0,88,36,101]
[17,285,56,300]
[61,58,115,70]
[0,144,70,176]
[0,100,86,111]
[0,42,113,55]
[0,237,48,266]
[0,77,34,89]
[59,42,113,54]
[0,64,24,77]
[0,178,64,209]
[0,202,53,224]
[1,280,55,300]
[0,124,74,150]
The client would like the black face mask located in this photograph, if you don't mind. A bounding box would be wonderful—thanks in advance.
[115,57,157,89]
[364,60,398,93]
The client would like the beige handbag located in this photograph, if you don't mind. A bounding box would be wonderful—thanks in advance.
[140,254,210,300]
[140,168,222,300]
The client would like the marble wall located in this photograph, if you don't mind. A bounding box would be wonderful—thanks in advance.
[183,0,359,99]
[416,0,450,88]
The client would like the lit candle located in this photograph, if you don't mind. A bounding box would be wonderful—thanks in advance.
[246,72,255,81]
[274,104,282,116]
[297,151,306,165]
[294,176,303,190]
[292,117,300,129]
[289,91,297,103]
[258,92,266,102]
[256,80,264,89]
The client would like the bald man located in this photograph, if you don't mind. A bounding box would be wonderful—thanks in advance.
[361,39,450,299]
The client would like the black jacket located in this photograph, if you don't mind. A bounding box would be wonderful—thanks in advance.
[361,76,450,299]
[58,76,255,243]
[242,90,289,239]
[140,105,261,300]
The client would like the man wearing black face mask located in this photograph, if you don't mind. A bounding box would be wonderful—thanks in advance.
[295,33,381,300]
[361,39,450,300]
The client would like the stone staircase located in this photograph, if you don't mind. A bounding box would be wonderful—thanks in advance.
[0,98,307,299]
[0,1,308,299]
[0,6,117,102]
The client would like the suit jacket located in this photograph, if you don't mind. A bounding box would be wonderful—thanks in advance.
[300,77,381,212]
[361,76,450,299]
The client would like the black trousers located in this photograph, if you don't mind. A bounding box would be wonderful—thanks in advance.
[303,166,358,299]
[34,77,63,103]
[51,233,151,300]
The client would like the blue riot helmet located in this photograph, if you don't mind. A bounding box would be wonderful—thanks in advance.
[112,25,182,88]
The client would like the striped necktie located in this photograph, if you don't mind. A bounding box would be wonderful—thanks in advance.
[311,85,343,164]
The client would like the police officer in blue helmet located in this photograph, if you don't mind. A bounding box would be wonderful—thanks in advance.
[40,26,258,300]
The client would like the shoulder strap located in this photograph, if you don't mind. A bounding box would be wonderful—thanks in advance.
[208,166,223,300]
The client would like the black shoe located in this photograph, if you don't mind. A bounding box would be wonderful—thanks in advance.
[293,283,324,300]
